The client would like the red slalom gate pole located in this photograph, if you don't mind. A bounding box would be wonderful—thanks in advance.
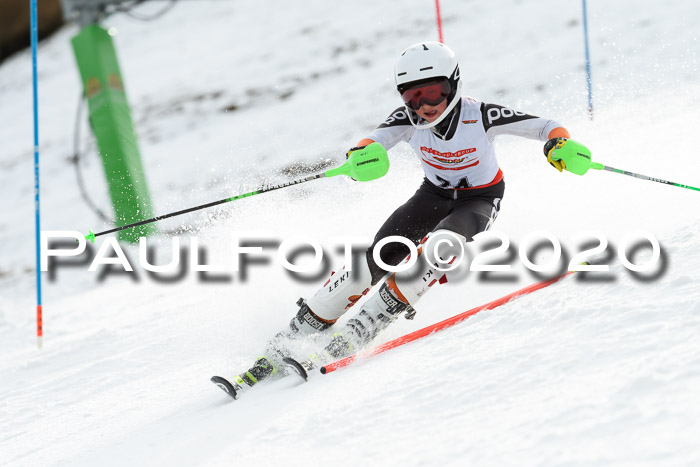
[320,270,575,374]
[435,0,444,43]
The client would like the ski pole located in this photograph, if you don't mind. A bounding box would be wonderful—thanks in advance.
[83,142,390,243]
[589,162,700,192]
[550,139,700,192]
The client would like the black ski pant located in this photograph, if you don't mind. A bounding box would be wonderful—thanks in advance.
[366,178,505,284]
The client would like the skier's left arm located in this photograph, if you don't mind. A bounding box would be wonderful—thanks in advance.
[480,103,571,172]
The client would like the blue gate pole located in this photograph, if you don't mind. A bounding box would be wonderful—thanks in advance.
[582,0,594,120]
[30,0,43,348]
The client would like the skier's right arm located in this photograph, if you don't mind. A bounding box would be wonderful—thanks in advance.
[346,107,414,162]
[363,107,415,151]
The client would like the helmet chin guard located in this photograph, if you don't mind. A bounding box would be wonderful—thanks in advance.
[395,41,462,129]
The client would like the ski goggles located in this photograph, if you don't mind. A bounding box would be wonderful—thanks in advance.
[400,79,451,111]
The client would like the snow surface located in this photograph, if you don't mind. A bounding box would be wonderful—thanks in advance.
[1,0,700,465]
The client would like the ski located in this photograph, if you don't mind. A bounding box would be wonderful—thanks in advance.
[282,357,316,382]
[210,356,278,401]
[210,375,243,400]
[212,357,325,400]
[211,334,352,400]
[282,334,354,382]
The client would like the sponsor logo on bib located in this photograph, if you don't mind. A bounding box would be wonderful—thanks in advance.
[420,147,479,171]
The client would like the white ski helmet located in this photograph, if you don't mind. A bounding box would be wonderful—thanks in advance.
[394,41,462,129]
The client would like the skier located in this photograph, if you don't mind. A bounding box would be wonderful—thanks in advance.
[214,41,577,397]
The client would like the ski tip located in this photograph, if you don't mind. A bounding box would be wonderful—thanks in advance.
[282,357,309,381]
[320,366,327,375]
[211,375,239,400]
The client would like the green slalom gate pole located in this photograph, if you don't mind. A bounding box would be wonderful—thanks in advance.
[84,142,390,243]
[72,25,156,243]
[549,139,700,192]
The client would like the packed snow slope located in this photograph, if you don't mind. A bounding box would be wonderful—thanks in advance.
[1,0,700,465]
